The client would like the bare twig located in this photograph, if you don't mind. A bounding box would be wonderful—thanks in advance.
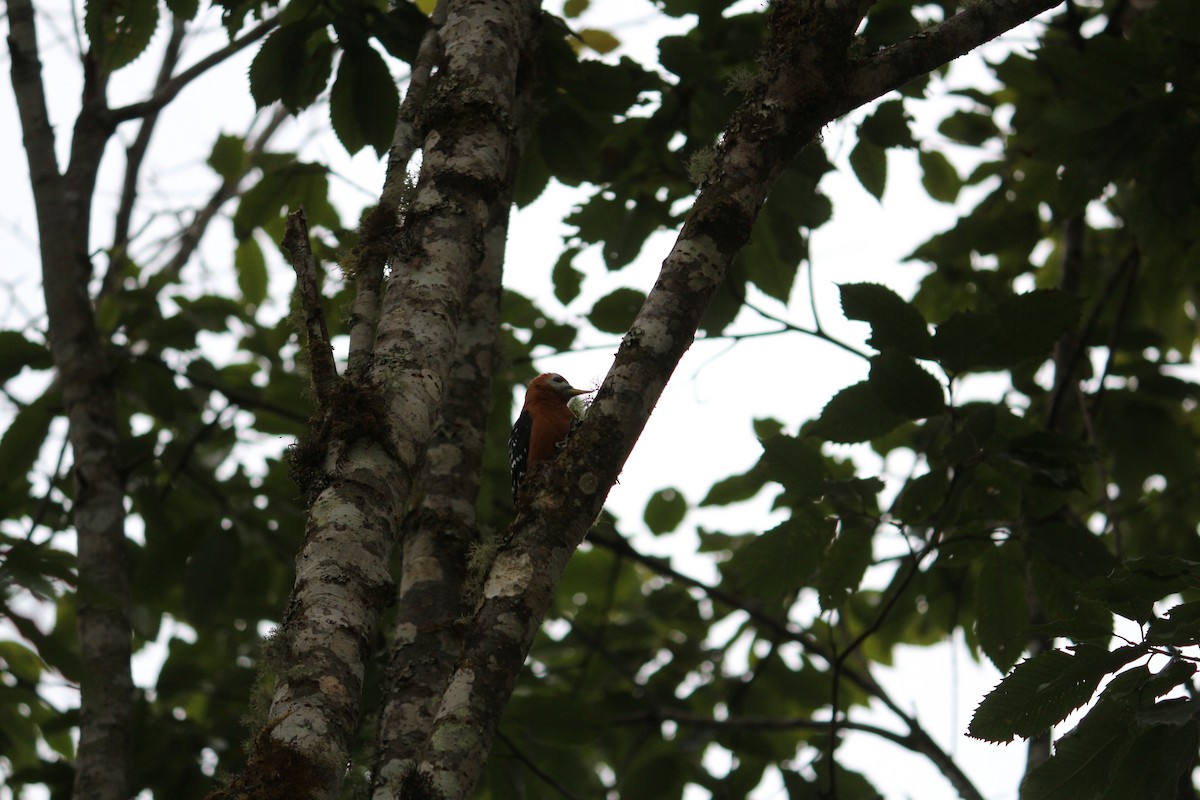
[109,17,278,123]
[157,106,288,280]
[101,16,188,299]
[282,209,339,412]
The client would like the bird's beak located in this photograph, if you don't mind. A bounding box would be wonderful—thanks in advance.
[568,386,593,397]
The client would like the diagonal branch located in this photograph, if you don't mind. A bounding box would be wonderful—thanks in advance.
[101,16,188,299]
[109,17,278,123]
[841,0,1062,114]
[430,1,1061,799]
[587,525,983,800]
[157,107,288,280]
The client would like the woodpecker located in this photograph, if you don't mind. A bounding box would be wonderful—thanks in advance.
[509,373,592,501]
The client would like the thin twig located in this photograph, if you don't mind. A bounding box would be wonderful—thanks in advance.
[109,17,279,122]
[157,106,288,279]
[282,209,339,412]
[494,731,583,800]
[102,17,188,298]
[585,526,983,800]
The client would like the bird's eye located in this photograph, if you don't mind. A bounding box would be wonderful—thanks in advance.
[551,375,564,383]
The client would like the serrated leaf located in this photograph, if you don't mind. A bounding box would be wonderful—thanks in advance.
[1082,557,1200,623]
[644,488,687,535]
[589,288,645,334]
[249,26,334,112]
[808,381,907,444]
[816,518,873,610]
[234,163,337,238]
[892,469,952,525]
[839,282,934,358]
[849,137,887,200]
[235,237,268,307]
[551,247,584,305]
[761,434,825,498]
[1147,600,1200,646]
[933,290,1080,373]
[867,350,945,419]
[723,511,833,603]
[85,0,158,72]
[918,149,960,203]
[968,645,1142,743]
[329,46,399,155]
[1018,669,1158,800]
[975,543,1029,672]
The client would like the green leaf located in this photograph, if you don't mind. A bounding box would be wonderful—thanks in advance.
[249,26,335,112]
[208,134,248,182]
[165,0,200,21]
[0,332,52,383]
[938,109,999,146]
[849,137,887,200]
[859,100,915,149]
[867,350,945,419]
[761,433,825,499]
[588,288,645,334]
[701,461,768,506]
[815,518,874,611]
[1082,556,1200,623]
[579,29,620,54]
[1018,668,1160,800]
[1148,600,1200,646]
[644,488,687,535]
[0,392,55,492]
[551,247,585,305]
[918,149,961,203]
[330,46,399,155]
[562,0,589,17]
[892,469,952,526]
[975,543,1029,672]
[85,0,159,72]
[808,381,907,444]
[839,282,934,358]
[1098,700,1200,800]
[968,645,1142,743]
[234,163,338,238]
[235,237,268,307]
[723,511,833,603]
[933,290,1080,373]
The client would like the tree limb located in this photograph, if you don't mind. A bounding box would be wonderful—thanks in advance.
[156,107,288,280]
[841,0,1063,114]
[101,16,188,299]
[426,1,1061,798]
[282,209,339,413]
[9,2,132,798]
[222,3,542,799]
[108,17,278,123]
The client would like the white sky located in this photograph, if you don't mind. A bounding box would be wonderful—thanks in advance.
[0,1,1068,798]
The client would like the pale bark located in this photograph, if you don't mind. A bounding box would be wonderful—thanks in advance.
[413,1,1063,797]
[8,3,132,798]
[231,2,542,798]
